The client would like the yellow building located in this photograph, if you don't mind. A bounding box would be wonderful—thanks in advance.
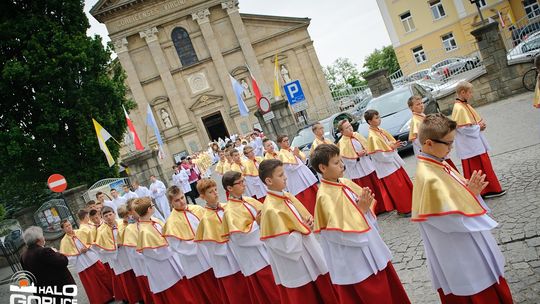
[376,0,538,75]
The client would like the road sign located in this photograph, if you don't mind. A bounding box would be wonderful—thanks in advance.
[257,96,271,113]
[284,80,306,105]
[47,174,67,193]
[290,101,308,113]
[263,111,275,122]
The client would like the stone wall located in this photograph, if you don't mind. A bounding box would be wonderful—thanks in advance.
[365,69,394,98]
[254,99,299,140]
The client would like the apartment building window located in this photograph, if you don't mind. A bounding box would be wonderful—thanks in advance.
[524,0,540,19]
[430,0,446,20]
[400,11,416,33]
[412,46,427,64]
[442,33,457,51]
[478,0,487,7]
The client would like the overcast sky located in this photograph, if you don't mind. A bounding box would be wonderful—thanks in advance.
[84,0,391,70]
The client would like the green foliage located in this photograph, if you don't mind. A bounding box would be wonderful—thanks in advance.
[0,1,131,210]
[361,45,400,78]
[323,58,366,92]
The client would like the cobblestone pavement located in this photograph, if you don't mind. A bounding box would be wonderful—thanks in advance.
[0,92,538,303]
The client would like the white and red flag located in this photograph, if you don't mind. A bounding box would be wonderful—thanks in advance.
[247,65,263,102]
[122,105,144,151]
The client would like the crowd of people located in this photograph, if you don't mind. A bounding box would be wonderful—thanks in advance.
[21,80,514,304]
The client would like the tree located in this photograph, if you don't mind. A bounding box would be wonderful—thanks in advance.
[0,1,132,210]
[361,45,400,78]
[323,58,365,92]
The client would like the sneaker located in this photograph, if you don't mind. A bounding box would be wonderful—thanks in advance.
[482,190,507,199]
[398,212,411,218]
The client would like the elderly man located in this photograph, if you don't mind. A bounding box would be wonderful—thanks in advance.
[20,226,75,301]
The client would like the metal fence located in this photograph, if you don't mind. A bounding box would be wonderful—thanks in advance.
[502,14,540,65]
[82,177,131,203]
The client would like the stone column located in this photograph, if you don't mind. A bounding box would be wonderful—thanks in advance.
[364,68,393,98]
[221,0,269,96]
[192,9,239,110]
[139,27,193,127]
[113,38,148,107]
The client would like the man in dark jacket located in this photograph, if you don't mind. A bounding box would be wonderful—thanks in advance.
[20,226,75,301]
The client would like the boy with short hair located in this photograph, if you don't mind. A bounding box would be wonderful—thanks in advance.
[365,109,413,216]
[215,150,227,176]
[258,159,338,304]
[194,178,251,303]
[60,219,114,304]
[310,122,333,155]
[93,206,127,302]
[133,197,195,304]
[337,119,393,214]
[451,81,506,198]
[311,144,410,303]
[412,113,513,303]
[229,149,247,176]
[221,171,280,304]
[76,209,95,245]
[276,135,319,215]
[88,209,101,242]
[263,138,279,160]
[243,145,267,202]
[163,185,222,303]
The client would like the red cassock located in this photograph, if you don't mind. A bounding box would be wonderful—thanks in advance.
[379,167,413,214]
[186,269,223,304]
[245,265,281,304]
[135,276,154,304]
[102,262,127,302]
[294,184,319,215]
[78,261,114,304]
[217,271,251,304]
[461,153,502,195]
[151,278,197,304]
[118,269,143,304]
[278,273,338,304]
[333,262,410,304]
[445,159,459,172]
[255,196,266,204]
[352,171,394,214]
[437,276,513,304]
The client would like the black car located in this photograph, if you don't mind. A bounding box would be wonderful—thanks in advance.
[356,83,440,152]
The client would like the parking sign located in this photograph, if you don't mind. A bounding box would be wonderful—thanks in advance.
[284,80,305,105]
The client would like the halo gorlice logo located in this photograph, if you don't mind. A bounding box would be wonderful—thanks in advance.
[9,270,78,304]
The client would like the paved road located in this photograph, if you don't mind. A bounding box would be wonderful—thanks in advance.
[1,92,538,303]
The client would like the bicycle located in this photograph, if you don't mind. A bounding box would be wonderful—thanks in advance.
[522,66,537,92]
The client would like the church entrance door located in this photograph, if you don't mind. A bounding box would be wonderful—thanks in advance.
[202,112,229,141]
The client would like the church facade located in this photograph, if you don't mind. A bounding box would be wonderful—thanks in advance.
[91,0,333,167]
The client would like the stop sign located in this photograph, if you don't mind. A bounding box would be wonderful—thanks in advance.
[47,174,67,193]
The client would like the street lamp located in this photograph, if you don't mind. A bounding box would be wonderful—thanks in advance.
[469,0,486,24]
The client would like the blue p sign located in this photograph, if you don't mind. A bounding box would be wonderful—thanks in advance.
[284,80,305,105]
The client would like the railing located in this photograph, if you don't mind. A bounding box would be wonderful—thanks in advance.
[82,177,131,203]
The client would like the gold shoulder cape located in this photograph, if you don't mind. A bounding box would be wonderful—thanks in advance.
[310,138,333,154]
[136,220,169,251]
[243,157,263,176]
[59,232,88,256]
[412,156,487,222]
[216,160,226,175]
[260,192,312,239]
[123,223,139,247]
[264,151,279,160]
[367,127,396,154]
[223,161,232,172]
[116,220,128,246]
[534,82,540,108]
[94,223,117,251]
[194,204,228,243]
[162,205,205,241]
[314,179,372,233]
[151,216,165,227]
[451,101,482,127]
[222,197,263,236]
[278,149,305,165]
[77,223,94,246]
[409,113,425,141]
[230,162,245,174]
[338,132,368,159]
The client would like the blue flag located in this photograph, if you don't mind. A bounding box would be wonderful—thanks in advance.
[146,104,165,159]
[229,74,249,117]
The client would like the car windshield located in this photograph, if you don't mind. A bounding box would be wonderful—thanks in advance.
[291,127,315,148]
[365,88,411,117]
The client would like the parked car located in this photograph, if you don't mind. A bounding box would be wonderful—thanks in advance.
[507,31,540,64]
[516,20,540,44]
[291,112,359,155]
[356,83,439,152]
[428,56,481,81]
[405,69,431,82]
[349,96,373,120]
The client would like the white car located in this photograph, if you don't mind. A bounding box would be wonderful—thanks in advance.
[507,31,540,64]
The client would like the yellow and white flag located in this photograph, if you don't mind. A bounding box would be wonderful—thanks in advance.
[92,118,115,167]
[273,54,282,99]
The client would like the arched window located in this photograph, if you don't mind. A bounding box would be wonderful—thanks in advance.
[172,27,198,67]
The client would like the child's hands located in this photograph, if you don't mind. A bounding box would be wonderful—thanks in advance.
[303,215,314,230]
[479,121,486,131]
[467,170,489,196]
[357,187,375,213]
[357,150,367,157]
[391,141,402,149]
